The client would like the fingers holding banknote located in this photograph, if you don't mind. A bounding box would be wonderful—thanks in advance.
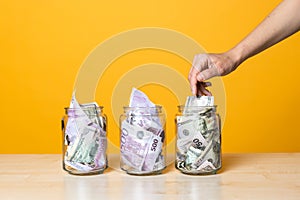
[189,70,212,96]
[189,53,238,96]
[197,82,212,96]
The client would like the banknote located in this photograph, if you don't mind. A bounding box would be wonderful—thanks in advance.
[64,93,107,172]
[142,123,165,171]
[185,95,214,106]
[191,139,213,168]
[64,160,94,172]
[184,96,214,110]
[176,115,208,154]
[153,153,165,171]
[81,103,106,132]
[129,87,155,108]
[195,140,221,170]
[120,120,165,172]
[120,88,165,173]
[185,146,202,167]
[176,95,221,173]
[120,120,153,171]
[197,160,216,171]
[65,94,94,144]
[207,141,220,169]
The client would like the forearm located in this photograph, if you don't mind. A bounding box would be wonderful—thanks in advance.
[228,0,300,66]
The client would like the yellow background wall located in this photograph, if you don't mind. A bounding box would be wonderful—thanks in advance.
[1,0,300,153]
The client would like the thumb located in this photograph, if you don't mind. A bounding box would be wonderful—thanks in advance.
[196,66,219,81]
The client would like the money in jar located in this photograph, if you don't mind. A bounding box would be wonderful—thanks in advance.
[120,106,166,175]
[175,96,221,175]
[61,94,108,175]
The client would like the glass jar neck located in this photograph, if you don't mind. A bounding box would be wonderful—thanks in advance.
[178,105,216,114]
[64,106,103,116]
[123,106,162,115]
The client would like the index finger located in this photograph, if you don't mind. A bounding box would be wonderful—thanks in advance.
[188,66,199,81]
[189,71,198,95]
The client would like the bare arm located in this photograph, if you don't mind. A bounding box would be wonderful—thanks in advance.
[189,0,300,96]
[230,0,300,66]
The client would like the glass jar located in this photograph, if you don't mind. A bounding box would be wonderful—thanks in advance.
[61,105,107,175]
[175,105,221,175]
[119,106,166,175]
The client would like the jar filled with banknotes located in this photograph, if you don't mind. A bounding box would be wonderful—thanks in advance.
[175,105,221,175]
[120,106,166,175]
[62,104,108,175]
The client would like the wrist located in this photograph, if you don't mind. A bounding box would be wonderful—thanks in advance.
[225,45,247,68]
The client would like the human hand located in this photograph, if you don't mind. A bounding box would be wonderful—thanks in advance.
[188,53,238,96]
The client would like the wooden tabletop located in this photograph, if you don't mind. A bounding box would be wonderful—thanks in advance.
[0,153,300,200]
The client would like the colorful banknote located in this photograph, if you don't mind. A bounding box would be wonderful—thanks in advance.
[64,93,107,172]
[120,88,165,173]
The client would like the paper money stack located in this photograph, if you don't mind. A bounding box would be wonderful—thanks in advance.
[120,88,166,174]
[176,96,221,174]
[63,93,107,174]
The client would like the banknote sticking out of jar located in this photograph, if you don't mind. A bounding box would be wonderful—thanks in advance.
[119,88,166,175]
[61,93,108,175]
[175,96,221,175]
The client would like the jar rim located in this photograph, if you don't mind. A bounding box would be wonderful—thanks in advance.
[122,105,163,115]
[123,105,162,109]
[177,105,217,112]
[64,106,104,110]
[177,105,217,108]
